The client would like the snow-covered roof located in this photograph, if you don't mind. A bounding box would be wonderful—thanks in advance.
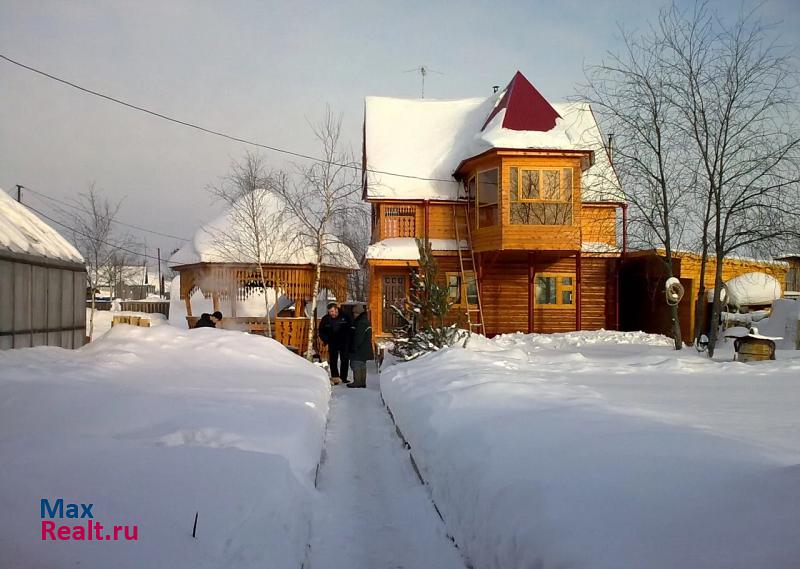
[0,187,84,264]
[365,237,467,261]
[364,72,623,203]
[169,189,359,270]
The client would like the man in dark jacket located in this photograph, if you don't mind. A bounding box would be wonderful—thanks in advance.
[347,303,373,389]
[193,313,215,328]
[318,302,352,385]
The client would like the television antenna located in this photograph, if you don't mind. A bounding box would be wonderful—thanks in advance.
[403,65,444,99]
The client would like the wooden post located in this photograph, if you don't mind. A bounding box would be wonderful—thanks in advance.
[212,293,220,312]
[576,251,582,331]
[528,252,535,333]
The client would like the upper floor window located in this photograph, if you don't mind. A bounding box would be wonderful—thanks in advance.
[476,168,499,228]
[509,167,573,226]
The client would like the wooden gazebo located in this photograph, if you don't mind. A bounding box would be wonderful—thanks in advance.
[174,261,353,355]
[170,190,359,354]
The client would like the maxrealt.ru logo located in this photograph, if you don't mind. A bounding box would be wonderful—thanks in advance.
[40,498,139,541]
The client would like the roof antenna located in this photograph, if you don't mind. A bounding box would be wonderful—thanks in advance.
[403,65,443,99]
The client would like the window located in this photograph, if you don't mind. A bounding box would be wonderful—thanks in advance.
[510,167,574,225]
[534,274,575,308]
[446,271,478,306]
[476,168,499,227]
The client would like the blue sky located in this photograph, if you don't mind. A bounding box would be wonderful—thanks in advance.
[1,0,798,258]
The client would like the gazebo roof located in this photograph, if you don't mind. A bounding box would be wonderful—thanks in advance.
[169,189,359,270]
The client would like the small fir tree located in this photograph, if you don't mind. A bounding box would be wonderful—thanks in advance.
[389,239,467,361]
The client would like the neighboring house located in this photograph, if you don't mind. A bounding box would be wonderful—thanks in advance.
[363,71,625,341]
[0,188,86,349]
[92,266,169,300]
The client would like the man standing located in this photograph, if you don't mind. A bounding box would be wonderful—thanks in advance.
[347,304,373,389]
[318,302,352,385]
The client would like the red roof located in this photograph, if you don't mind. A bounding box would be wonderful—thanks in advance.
[481,71,561,132]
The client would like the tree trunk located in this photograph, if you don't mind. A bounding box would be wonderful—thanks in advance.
[669,302,682,350]
[305,258,322,361]
[693,249,709,345]
[88,283,95,341]
[706,255,725,358]
[257,264,272,337]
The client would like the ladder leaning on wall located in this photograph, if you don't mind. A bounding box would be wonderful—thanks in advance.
[452,203,485,336]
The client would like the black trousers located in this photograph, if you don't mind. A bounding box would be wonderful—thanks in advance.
[328,345,349,381]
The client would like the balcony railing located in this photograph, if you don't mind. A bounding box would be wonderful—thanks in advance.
[383,205,416,238]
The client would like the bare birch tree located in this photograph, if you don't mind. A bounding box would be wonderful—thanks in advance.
[333,202,370,301]
[659,2,800,356]
[267,107,361,360]
[207,152,285,337]
[584,25,694,349]
[72,183,125,340]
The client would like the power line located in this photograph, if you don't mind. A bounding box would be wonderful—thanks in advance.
[0,53,459,185]
[20,185,190,241]
[24,202,165,263]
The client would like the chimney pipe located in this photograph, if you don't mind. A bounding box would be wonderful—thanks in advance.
[492,85,499,93]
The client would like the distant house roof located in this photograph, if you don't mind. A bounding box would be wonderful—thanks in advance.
[0,187,84,264]
[363,71,623,203]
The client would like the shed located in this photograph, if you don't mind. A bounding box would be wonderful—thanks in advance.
[0,188,86,349]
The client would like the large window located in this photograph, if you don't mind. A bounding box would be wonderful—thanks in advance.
[510,167,573,225]
[446,271,478,306]
[534,274,575,308]
[476,168,499,227]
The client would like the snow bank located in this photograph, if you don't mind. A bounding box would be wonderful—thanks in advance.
[0,187,83,263]
[759,298,800,349]
[0,325,330,569]
[86,309,166,339]
[725,272,783,306]
[381,330,800,569]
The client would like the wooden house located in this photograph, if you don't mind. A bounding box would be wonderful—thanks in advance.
[363,72,626,341]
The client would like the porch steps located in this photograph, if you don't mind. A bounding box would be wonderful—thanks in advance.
[452,204,485,336]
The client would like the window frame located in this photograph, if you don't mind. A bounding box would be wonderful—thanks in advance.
[533,272,576,310]
[475,167,500,228]
[512,167,573,203]
[445,271,478,307]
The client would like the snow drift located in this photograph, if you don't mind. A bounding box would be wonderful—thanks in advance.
[381,330,800,569]
[0,325,330,569]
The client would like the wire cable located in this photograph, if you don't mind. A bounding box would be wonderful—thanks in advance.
[23,203,165,262]
[20,185,190,241]
[0,53,459,184]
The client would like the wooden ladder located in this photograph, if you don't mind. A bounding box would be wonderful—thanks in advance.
[452,203,485,336]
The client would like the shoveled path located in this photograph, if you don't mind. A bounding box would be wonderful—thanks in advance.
[306,366,467,569]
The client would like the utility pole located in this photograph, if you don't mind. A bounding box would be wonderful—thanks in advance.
[157,247,163,298]
[15,184,22,203]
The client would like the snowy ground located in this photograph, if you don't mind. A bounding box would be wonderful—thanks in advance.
[85,308,167,340]
[381,331,800,569]
[306,366,466,569]
[0,325,330,569]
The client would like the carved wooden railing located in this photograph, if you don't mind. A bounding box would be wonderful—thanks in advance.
[383,205,417,238]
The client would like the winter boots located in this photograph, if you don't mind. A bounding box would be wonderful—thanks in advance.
[346,364,367,388]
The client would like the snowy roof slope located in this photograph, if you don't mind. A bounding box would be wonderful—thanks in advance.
[364,92,622,203]
[169,189,359,269]
[365,237,467,261]
[0,187,83,264]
